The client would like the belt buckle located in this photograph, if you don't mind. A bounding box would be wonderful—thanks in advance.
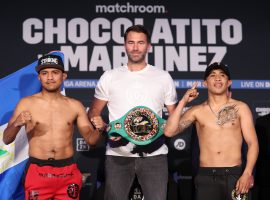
[124,107,159,142]
[107,106,166,145]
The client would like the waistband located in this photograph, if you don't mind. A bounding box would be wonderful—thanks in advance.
[198,166,242,175]
[29,157,75,167]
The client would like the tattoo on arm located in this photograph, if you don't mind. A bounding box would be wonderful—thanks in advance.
[178,120,193,133]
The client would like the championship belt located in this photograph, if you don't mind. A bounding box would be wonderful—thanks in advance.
[107,106,166,145]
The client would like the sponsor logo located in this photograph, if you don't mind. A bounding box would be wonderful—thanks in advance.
[173,172,192,182]
[255,107,270,116]
[96,2,166,14]
[67,183,80,199]
[38,172,74,178]
[130,185,144,200]
[174,138,186,150]
[76,138,90,152]
[41,58,58,65]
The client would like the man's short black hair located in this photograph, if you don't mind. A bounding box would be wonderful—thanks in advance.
[204,62,231,80]
[124,24,151,43]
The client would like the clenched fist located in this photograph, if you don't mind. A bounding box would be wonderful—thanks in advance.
[90,116,106,131]
[14,111,32,127]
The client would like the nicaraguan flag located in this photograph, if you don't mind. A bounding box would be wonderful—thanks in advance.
[0,52,64,200]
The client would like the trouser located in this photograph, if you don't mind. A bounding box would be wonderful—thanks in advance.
[194,166,249,200]
[104,155,168,200]
[24,157,82,200]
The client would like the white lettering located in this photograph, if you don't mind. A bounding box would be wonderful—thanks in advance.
[22,17,242,72]
[91,18,111,44]
[190,46,207,71]
[68,18,89,44]
[61,46,88,71]
[89,46,111,71]
[44,18,66,43]
[95,2,166,14]
[23,18,43,44]
[241,81,254,88]
[221,19,242,45]
[165,46,188,71]
[152,19,174,44]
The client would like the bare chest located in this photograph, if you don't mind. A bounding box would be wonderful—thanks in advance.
[27,104,76,132]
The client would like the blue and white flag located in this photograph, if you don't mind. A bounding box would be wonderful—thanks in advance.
[0,52,64,200]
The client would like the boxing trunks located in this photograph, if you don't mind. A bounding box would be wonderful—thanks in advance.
[195,166,248,200]
[24,157,82,200]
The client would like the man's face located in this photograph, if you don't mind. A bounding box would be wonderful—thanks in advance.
[38,68,66,92]
[204,69,232,95]
[124,31,151,64]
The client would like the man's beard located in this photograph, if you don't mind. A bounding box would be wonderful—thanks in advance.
[127,53,146,63]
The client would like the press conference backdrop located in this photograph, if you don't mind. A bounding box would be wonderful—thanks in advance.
[0,0,269,199]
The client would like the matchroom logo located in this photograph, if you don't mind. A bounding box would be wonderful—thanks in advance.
[96,2,166,14]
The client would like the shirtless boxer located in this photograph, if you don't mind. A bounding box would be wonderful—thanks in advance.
[3,54,102,200]
[165,62,259,200]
